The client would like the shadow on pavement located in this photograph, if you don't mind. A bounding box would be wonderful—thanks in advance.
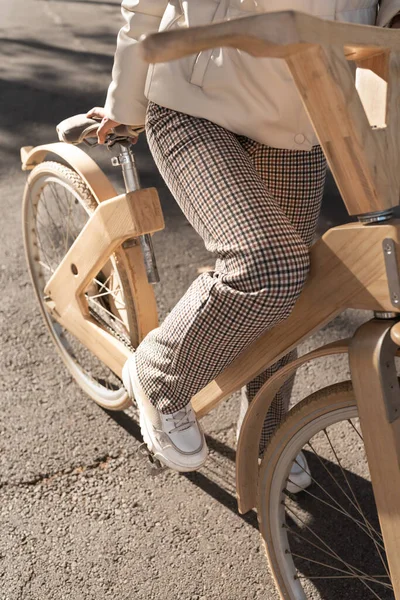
[0,38,112,151]
[0,36,162,194]
[104,407,259,529]
[104,407,389,600]
[1,33,357,230]
[284,450,392,600]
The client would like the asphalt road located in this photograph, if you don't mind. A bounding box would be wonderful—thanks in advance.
[0,1,378,599]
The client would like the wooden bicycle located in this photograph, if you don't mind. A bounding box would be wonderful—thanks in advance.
[20,11,400,599]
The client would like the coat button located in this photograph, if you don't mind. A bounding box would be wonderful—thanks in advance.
[295,134,305,144]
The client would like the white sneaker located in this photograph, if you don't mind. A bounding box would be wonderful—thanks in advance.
[122,354,208,473]
[286,451,312,494]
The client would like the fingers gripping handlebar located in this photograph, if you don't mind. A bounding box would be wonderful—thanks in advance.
[56,114,144,146]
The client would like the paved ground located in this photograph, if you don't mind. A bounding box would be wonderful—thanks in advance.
[0,1,380,599]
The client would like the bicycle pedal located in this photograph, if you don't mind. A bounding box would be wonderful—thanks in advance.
[137,443,166,476]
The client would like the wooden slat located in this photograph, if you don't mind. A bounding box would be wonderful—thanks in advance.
[192,221,400,416]
[141,11,400,217]
[44,189,164,315]
[236,340,350,514]
[46,303,131,378]
[114,244,159,342]
[140,11,400,65]
[286,44,396,214]
[43,189,164,377]
[349,320,400,597]
[21,142,160,347]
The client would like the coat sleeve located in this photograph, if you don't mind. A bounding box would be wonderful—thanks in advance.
[377,0,400,26]
[104,0,168,125]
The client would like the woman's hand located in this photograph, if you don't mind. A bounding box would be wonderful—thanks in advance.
[86,107,121,144]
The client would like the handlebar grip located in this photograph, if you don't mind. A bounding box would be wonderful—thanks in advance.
[57,115,144,145]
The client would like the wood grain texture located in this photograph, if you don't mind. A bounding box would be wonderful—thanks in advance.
[236,340,351,514]
[42,190,163,376]
[44,189,164,315]
[287,45,398,214]
[356,50,390,81]
[45,302,132,378]
[114,244,159,342]
[237,337,400,514]
[140,11,400,64]
[349,320,400,597]
[356,58,388,128]
[141,11,400,216]
[20,142,160,347]
[192,221,400,417]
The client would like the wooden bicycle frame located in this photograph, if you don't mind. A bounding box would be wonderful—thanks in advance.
[21,143,162,373]
[21,11,400,594]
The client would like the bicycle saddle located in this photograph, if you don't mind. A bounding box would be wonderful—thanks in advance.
[56,114,144,145]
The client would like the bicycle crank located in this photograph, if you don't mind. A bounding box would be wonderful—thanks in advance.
[137,443,166,476]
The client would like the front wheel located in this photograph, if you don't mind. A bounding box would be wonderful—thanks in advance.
[22,161,138,410]
[258,381,394,600]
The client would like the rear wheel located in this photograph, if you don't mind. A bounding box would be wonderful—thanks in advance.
[258,382,393,600]
[23,161,138,410]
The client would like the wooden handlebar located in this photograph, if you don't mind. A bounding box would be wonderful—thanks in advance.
[139,10,400,219]
[139,10,400,64]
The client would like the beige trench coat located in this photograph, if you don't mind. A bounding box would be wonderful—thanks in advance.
[104,0,400,150]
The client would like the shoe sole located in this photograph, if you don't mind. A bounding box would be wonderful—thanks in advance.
[123,357,208,473]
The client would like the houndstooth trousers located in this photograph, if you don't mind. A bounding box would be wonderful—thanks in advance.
[135,102,327,452]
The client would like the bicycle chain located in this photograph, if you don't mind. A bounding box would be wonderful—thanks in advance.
[88,302,135,352]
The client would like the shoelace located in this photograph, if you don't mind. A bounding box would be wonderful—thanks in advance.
[165,406,195,435]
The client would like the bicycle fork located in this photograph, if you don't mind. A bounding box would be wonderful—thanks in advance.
[349,316,400,597]
[112,143,160,284]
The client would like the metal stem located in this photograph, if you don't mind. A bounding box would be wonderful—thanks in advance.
[358,209,394,225]
[118,144,160,284]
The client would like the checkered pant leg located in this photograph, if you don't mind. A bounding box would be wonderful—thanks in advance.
[134,103,327,420]
[241,350,298,456]
[237,138,326,453]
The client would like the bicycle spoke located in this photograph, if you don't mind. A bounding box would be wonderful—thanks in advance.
[284,504,387,599]
[285,525,391,590]
[36,231,60,279]
[35,213,61,265]
[88,297,127,328]
[348,418,364,442]
[64,192,73,255]
[29,174,127,397]
[285,479,385,552]
[305,439,384,545]
[37,260,53,274]
[48,182,68,220]
[290,553,391,591]
[322,428,390,579]
[259,393,394,600]
[298,575,390,581]
[92,277,126,309]
[41,189,66,241]
[286,453,385,554]
[58,183,84,235]
[48,183,77,252]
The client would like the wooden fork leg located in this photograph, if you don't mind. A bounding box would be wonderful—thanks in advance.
[349,318,400,597]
